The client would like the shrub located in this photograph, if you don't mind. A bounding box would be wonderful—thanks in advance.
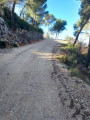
[58,42,90,83]
[13,43,19,47]
[57,55,68,63]
[0,41,8,48]
[70,67,84,80]
[67,42,80,53]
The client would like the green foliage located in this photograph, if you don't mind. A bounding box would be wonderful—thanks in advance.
[0,0,7,4]
[57,42,90,82]
[73,0,90,45]
[50,19,67,34]
[25,0,48,25]
[57,55,68,63]
[42,14,56,26]
[13,43,19,47]
[79,0,90,19]
[67,42,79,53]
[57,54,78,66]
[2,7,43,33]
[70,67,84,79]
[57,42,87,65]
[61,43,67,47]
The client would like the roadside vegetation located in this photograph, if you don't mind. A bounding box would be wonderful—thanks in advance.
[0,0,68,48]
[0,6,43,33]
[57,40,90,84]
[56,0,90,84]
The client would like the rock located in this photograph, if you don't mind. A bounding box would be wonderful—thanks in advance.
[0,17,43,48]
[52,45,90,120]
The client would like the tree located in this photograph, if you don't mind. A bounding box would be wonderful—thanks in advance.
[50,19,67,38]
[11,0,16,27]
[23,0,48,26]
[42,14,56,33]
[0,0,16,26]
[11,0,25,27]
[0,0,8,4]
[84,20,90,67]
[73,0,90,46]
[73,0,90,67]
[86,37,90,67]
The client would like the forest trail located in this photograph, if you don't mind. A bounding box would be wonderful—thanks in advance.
[0,39,67,120]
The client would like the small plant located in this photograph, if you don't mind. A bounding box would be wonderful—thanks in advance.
[70,67,84,80]
[13,43,19,47]
[57,55,68,63]
[73,60,77,64]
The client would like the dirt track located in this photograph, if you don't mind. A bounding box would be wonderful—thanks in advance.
[0,39,67,120]
[0,39,90,120]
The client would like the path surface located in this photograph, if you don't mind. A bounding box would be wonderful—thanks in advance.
[0,39,66,120]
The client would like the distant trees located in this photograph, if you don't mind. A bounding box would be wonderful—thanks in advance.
[50,19,67,38]
[42,14,56,32]
[0,0,7,4]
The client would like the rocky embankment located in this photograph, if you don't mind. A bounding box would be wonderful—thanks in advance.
[0,17,43,48]
[52,44,90,120]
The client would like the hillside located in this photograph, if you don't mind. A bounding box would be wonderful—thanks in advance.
[0,7,43,48]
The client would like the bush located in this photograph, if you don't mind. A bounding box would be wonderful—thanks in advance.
[0,41,8,48]
[13,43,19,47]
[57,55,68,63]
[57,42,90,83]
[67,42,80,53]
[70,67,84,79]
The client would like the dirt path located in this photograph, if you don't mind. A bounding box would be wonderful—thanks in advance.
[0,39,90,120]
[0,39,67,120]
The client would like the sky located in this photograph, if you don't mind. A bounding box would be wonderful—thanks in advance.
[42,0,81,39]
[15,0,89,43]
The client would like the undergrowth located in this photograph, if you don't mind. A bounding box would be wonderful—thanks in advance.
[57,42,90,84]
[1,7,43,34]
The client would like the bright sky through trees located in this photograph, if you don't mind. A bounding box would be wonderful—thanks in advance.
[42,0,81,39]
[15,0,82,39]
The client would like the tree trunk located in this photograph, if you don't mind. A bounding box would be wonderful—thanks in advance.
[11,0,16,28]
[20,0,30,17]
[32,18,35,27]
[55,33,58,39]
[20,4,26,17]
[73,17,89,46]
[86,37,90,68]
[48,24,49,33]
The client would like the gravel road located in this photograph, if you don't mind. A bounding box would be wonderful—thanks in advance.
[0,39,67,120]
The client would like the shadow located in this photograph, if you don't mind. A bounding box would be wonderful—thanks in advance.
[30,39,64,61]
[32,50,56,61]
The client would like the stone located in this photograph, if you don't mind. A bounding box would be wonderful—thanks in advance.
[0,17,43,48]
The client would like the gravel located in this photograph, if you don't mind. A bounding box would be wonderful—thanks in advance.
[52,44,90,120]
